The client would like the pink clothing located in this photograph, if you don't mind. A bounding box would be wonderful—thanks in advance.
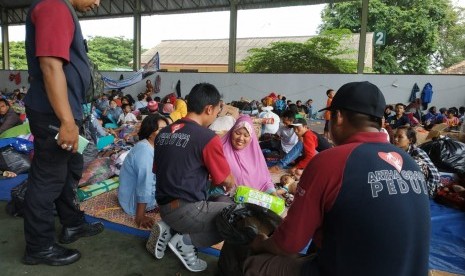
[221,115,275,193]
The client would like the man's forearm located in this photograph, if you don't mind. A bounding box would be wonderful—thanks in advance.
[251,234,291,256]
[39,56,75,125]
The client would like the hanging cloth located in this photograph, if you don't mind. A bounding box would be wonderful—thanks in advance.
[409,83,420,103]
[175,80,181,98]
[421,83,434,110]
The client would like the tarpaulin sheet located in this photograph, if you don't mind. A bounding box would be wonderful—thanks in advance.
[429,200,465,274]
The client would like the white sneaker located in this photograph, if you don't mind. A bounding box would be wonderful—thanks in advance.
[168,234,207,272]
[154,221,172,259]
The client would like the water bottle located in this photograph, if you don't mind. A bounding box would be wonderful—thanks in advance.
[234,186,285,215]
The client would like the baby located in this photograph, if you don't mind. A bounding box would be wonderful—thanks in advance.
[275,174,297,206]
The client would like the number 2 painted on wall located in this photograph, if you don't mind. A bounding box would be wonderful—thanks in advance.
[374,31,386,46]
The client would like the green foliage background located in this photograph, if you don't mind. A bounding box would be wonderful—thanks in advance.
[240,29,358,73]
[320,0,465,74]
[1,36,139,71]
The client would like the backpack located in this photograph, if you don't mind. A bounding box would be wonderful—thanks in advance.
[86,60,105,104]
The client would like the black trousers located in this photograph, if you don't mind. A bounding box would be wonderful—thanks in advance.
[24,108,84,250]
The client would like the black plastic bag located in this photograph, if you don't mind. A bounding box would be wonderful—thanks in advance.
[0,146,31,174]
[82,142,99,168]
[5,179,28,217]
[216,203,282,245]
[216,203,283,276]
[420,137,465,175]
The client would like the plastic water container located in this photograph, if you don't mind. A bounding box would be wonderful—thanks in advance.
[234,186,285,215]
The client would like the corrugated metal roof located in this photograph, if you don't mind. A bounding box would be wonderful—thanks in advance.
[0,0,352,25]
[142,33,374,67]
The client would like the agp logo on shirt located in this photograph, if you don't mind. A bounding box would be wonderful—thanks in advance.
[378,152,403,172]
[170,123,184,133]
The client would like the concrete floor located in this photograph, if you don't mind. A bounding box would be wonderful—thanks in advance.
[0,201,219,276]
[0,120,462,276]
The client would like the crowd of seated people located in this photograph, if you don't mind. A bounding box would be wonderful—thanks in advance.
[2,80,464,274]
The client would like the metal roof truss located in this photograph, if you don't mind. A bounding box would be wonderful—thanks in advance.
[0,0,346,25]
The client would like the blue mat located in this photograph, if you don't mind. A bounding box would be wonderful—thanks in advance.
[429,200,465,274]
[0,174,28,201]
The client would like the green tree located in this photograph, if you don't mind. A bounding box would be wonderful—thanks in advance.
[0,41,28,70]
[87,36,137,70]
[433,6,465,70]
[1,36,142,71]
[9,41,28,70]
[240,29,357,73]
[320,0,458,74]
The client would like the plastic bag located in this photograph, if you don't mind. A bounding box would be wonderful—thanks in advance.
[78,157,115,187]
[216,203,282,245]
[0,146,31,174]
[5,179,28,217]
[420,137,465,175]
[9,138,34,154]
[234,186,285,215]
[216,203,283,276]
[0,137,34,153]
[82,142,99,167]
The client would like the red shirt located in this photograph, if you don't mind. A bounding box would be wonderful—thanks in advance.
[203,134,230,185]
[294,130,317,169]
[32,0,74,62]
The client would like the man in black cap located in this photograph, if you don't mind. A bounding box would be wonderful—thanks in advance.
[244,81,430,276]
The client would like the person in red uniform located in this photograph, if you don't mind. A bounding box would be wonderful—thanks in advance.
[244,81,430,276]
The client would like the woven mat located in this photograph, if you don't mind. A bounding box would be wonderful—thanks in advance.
[80,189,161,230]
[79,167,288,251]
[80,189,223,250]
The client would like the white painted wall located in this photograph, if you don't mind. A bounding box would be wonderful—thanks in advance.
[3,70,465,113]
[122,72,465,112]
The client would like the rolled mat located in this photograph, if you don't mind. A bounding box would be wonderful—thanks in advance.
[77,176,119,202]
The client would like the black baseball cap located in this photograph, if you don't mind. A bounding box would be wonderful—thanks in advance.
[318,81,386,119]
[290,118,307,127]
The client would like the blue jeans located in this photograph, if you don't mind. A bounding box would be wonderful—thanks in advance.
[277,141,303,168]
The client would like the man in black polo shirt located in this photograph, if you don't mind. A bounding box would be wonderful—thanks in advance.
[153,83,236,272]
